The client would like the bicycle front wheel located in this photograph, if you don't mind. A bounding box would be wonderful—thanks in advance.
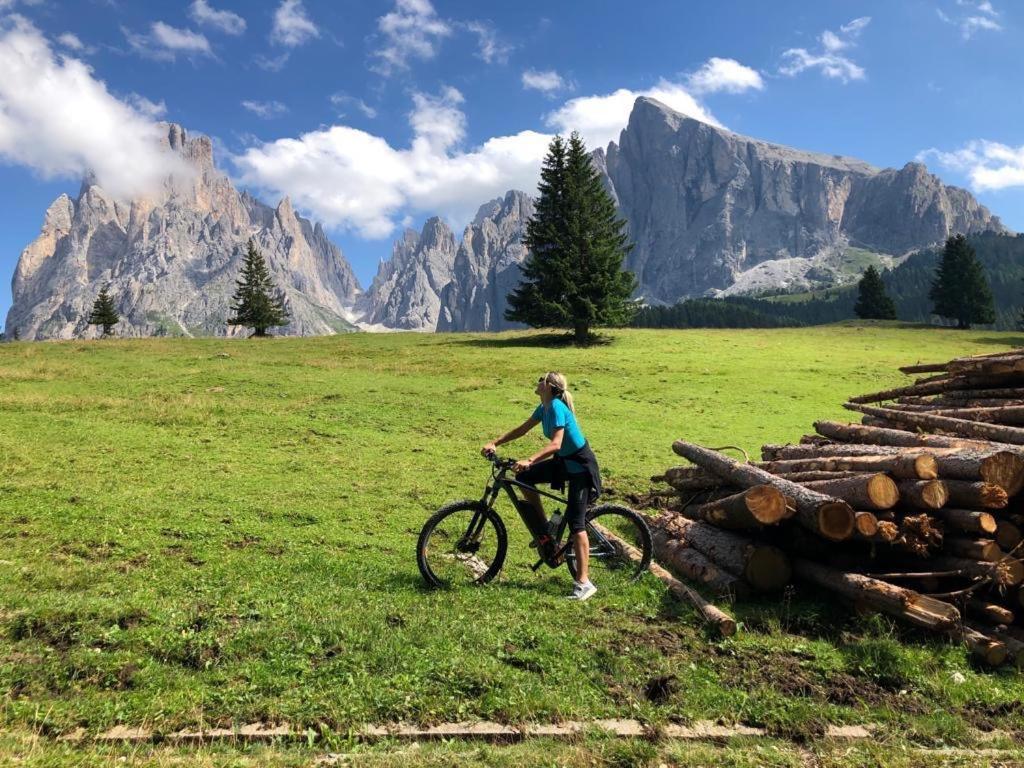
[566,504,653,586]
[417,500,508,588]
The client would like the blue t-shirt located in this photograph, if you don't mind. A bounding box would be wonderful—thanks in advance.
[531,398,586,473]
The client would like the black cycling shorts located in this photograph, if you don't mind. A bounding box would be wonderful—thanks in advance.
[516,458,590,534]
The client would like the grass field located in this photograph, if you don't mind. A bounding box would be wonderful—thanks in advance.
[3,324,1024,764]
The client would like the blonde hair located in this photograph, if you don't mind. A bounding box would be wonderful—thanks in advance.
[543,371,575,413]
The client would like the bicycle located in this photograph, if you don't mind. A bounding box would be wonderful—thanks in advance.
[416,451,653,588]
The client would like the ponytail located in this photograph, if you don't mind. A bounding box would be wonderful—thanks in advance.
[544,371,575,413]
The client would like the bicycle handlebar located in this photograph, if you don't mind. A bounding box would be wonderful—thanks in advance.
[483,450,517,470]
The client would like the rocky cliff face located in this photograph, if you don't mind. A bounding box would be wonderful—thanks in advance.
[599,97,1006,301]
[438,191,534,332]
[6,124,361,340]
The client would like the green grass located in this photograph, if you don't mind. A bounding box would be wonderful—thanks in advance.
[2,324,1024,758]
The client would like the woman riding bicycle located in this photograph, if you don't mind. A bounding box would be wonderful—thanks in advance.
[482,372,602,601]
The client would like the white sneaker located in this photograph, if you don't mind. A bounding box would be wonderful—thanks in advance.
[568,581,597,601]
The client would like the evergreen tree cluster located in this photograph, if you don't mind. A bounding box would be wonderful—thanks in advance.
[88,284,120,337]
[227,240,291,337]
[506,133,637,344]
[854,265,897,320]
[928,234,995,328]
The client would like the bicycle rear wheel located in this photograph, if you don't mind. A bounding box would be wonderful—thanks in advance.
[417,500,508,588]
[566,504,652,586]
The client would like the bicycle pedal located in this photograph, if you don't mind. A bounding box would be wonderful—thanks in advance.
[530,558,545,572]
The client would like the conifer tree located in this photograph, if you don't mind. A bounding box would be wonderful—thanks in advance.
[506,132,637,344]
[854,265,897,320]
[227,240,290,337]
[87,284,120,337]
[929,234,995,329]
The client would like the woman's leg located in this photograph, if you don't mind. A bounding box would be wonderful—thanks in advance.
[572,530,589,583]
[566,474,592,585]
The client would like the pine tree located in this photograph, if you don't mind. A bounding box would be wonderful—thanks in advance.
[929,234,995,329]
[506,132,637,344]
[227,240,290,337]
[854,266,897,320]
[87,284,120,337]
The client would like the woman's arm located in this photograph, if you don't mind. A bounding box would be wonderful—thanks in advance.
[481,417,539,456]
[514,428,564,472]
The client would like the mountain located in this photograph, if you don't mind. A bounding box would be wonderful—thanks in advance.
[438,191,534,332]
[596,97,1006,302]
[5,124,361,340]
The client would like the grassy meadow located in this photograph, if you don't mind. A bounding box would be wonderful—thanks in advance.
[3,324,1024,762]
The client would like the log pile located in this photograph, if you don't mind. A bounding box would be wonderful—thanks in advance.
[645,348,1024,667]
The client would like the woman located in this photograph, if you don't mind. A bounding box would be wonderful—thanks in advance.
[482,372,602,601]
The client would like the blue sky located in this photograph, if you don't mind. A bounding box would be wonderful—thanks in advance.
[1,0,1022,320]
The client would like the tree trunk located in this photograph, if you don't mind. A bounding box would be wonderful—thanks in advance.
[854,511,879,537]
[646,521,750,600]
[933,508,997,535]
[663,466,728,492]
[799,474,900,511]
[885,405,1024,425]
[647,512,791,593]
[848,378,956,404]
[592,521,737,637]
[943,481,1007,509]
[967,600,1014,625]
[959,625,1008,667]
[943,536,1002,562]
[896,480,948,510]
[931,556,1024,587]
[774,471,874,482]
[845,403,1024,445]
[792,559,960,631]
[996,520,1023,552]
[573,323,589,346]
[690,485,788,529]
[813,420,1016,452]
[757,453,937,480]
[672,440,855,541]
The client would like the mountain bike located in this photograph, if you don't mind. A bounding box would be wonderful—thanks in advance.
[417,451,653,588]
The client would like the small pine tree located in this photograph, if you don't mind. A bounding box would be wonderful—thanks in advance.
[227,240,290,337]
[854,266,897,320]
[506,132,637,344]
[87,284,120,337]
[929,234,995,329]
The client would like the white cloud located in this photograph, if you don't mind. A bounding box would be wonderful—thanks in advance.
[124,21,213,60]
[544,80,719,150]
[330,93,377,119]
[521,68,569,94]
[685,57,764,94]
[918,140,1024,191]
[372,0,452,75]
[780,16,870,83]
[0,15,189,199]
[127,93,168,118]
[271,0,318,47]
[233,85,551,238]
[254,52,289,71]
[189,0,246,36]
[940,1,1002,38]
[241,99,288,119]
[465,20,512,64]
[56,31,84,50]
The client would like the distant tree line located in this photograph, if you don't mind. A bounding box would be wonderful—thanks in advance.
[633,232,1024,331]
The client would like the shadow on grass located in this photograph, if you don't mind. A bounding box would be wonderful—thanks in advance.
[971,336,1024,348]
[450,332,616,349]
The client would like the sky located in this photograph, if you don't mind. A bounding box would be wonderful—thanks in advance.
[1,0,1023,321]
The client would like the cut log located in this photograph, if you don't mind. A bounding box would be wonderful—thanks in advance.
[854,511,879,537]
[647,522,750,599]
[931,556,1024,587]
[948,353,1024,377]
[897,513,944,556]
[987,628,1024,671]
[647,512,791,592]
[595,520,737,637]
[792,559,960,631]
[934,452,1024,495]
[943,536,1002,562]
[672,440,855,541]
[897,480,949,510]
[848,379,958,404]
[663,466,727,492]
[899,361,949,374]
[799,474,900,511]
[960,625,1008,667]
[844,403,1024,445]
[886,405,1024,426]
[943,481,1008,510]
[996,520,1022,553]
[757,453,937,480]
[775,470,873,482]
[925,387,1024,401]
[932,508,997,536]
[690,485,788,529]
[967,599,1014,625]
[814,420,1017,453]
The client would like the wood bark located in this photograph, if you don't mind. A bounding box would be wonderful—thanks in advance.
[967,599,1014,625]
[896,480,949,510]
[996,520,1022,553]
[792,559,960,631]
[594,521,737,637]
[774,470,873,482]
[845,403,1024,445]
[943,536,1002,562]
[647,512,791,592]
[959,625,1008,667]
[930,556,1024,587]
[757,453,937,480]
[814,420,1018,453]
[943,481,1008,509]
[672,440,855,541]
[885,405,1024,426]
[690,485,788,529]
[932,508,997,535]
[799,474,900,511]
[647,522,750,599]
[848,378,957,404]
